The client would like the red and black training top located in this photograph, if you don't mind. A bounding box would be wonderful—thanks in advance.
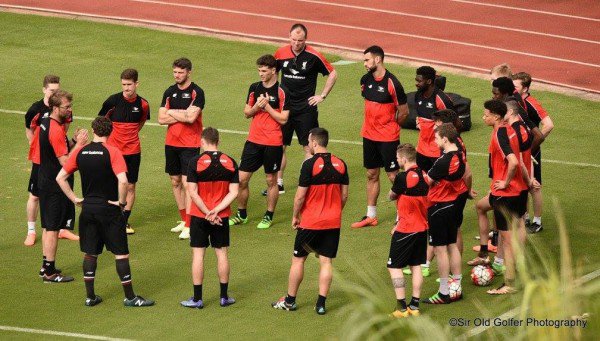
[186,151,239,219]
[298,153,349,230]
[246,81,290,146]
[274,45,334,114]
[98,93,150,155]
[63,142,127,212]
[160,82,205,148]
[38,115,70,192]
[488,125,526,196]
[26,100,72,164]
[415,88,455,158]
[511,120,533,178]
[426,150,465,203]
[391,165,429,233]
[360,70,407,142]
[522,93,549,128]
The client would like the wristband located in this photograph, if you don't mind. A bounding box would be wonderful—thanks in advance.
[119,202,127,208]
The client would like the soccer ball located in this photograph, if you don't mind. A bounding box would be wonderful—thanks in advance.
[448,279,462,300]
[471,265,494,286]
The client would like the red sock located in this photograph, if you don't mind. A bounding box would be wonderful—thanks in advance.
[185,214,191,228]
[179,209,186,221]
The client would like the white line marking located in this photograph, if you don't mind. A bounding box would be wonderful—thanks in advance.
[2,4,598,94]
[297,0,600,45]
[465,266,600,337]
[2,109,598,168]
[451,0,600,22]
[0,325,133,341]
[130,0,599,68]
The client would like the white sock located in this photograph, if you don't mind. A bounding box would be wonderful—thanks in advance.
[451,274,463,283]
[439,278,449,295]
[366,206,377,218]
[533,216,542,225]
[277,178,283,186]
[494,257,504,265]
[27,221,36,234]
[524,212,530,220]
[423,260,430,268]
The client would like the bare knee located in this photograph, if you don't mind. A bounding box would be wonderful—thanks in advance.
[366,169,380,182]
[170,176,182,188]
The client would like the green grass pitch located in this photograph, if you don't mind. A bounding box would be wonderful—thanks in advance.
[0,11,599,340]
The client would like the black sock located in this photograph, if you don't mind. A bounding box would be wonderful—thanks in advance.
[265,211,274,220]
[41,256,47,270]
[410,297,420,309]
[123,210,131,224]
[116,258,135,300]
[193,284,203,302]
[238,209,247,219]
[220,282,229,299]
[316,295,326,307]
[397,298,407,311]
[480,244,488,253]
[285,294,296,304]
[44,260,56,275]
[83,255,97,299]
[491,231,498,246]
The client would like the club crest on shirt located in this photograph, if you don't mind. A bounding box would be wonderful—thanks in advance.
[302,61,307,70]
[283,61,289,68]
[172,93,177,98]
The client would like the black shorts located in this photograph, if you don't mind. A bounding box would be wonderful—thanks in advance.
[455,191,469,228]
[489,191,528,231]
[416,153,438,172]
[124,153,141,183]
[239,141,283,174]
[79,206,129,255]
[39,190,75,231]
[282,111,318,146]
[427,201,459,246]
[533,149,542,184]
[165,146,200,176]
[293,228,340,259]
[363,138,400,172]
[28,163,40,196]
[387,231,427,268]
[190,216,230,248]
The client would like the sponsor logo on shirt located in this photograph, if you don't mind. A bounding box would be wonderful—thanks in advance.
[269,96,276,102]
[290,69,300,75]
[377,86,385,93]
[182,93,191,99]
[82,151,104,155]
[426,102,434,108]
[132,107,139,112]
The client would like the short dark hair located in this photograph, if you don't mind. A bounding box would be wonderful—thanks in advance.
[92,116,113,137]
[484,99,507,117]
[309,127,329,147]
[256,54,277,68]
[435,123,458,143]
[43,75,60,88]
[396,143,416,162]
[492,77,515,95]
[416,66,436,82]
[512,72,532,89]
[505,100,526,118]
[173,57,192,71]
[432,109,463,132]
[120,68,138,82]
[363,45,384,61]
[202,127,219,145]
[290,23,307,37]
[49,89,73,109]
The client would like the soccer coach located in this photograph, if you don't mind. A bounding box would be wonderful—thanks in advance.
[57,117,154,307]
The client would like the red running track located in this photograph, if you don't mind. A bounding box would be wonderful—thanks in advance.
[1,0,599,93]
